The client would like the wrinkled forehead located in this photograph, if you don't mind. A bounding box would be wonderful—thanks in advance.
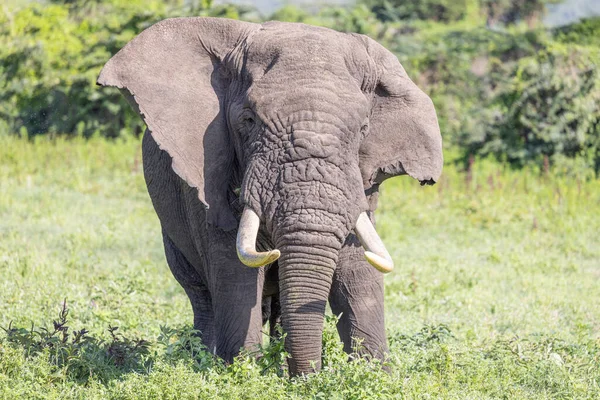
[243,22,371,85]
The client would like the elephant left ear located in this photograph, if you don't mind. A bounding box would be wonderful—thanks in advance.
[97,17,259,231]
[357,35,443,192]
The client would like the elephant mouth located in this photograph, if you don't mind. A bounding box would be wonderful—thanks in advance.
[236,206,393,273]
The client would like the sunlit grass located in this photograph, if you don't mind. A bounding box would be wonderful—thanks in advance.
[1,136,599,399]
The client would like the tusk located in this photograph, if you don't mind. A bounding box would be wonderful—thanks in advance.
[354,212,394,273]
[236,207,280,267]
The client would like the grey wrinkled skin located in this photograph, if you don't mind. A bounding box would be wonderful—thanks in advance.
[97,17,442,376]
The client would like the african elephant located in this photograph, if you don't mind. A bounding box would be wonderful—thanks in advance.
[97,17,442,376]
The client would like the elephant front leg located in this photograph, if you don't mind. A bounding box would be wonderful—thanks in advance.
[261,263,282,339]
[162,231,216,350]
[207,231,266,361]
[329,234,388,361]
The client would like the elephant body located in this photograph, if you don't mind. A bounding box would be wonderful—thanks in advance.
[98,17,442,375]
[142,128,386,369]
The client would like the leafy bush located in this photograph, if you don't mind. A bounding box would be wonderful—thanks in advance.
[554,16,600,47]
[365,0,470,23]
[1,0,599,175]
[365,0,561,25]
[269,5,310,23]
[2,300,151,383]
[383,17,598,176]
[462,44,600,175]
[481,0,562,26]
[0,0,250,139]
[389,25,548,149]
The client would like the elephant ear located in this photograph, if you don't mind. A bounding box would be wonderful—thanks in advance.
[97,17,258,231]
[357,35,443,192]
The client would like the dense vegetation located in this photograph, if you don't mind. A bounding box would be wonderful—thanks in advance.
[1,136,599,398]
[1,0,599,173]
[1,0,599,398]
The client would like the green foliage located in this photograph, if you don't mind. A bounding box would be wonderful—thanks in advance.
[381,17,599,175]
[268,4,383,36]
[390,323,455,349]
[554,16,600,47]
[269,5,310,23]
[1,0,599,172]
[481,0,562,25]
[0,0,250,139]
[254,326,289,376]
[463,44,600,174]
[2,300,151,383]
[389,24,547,154]
[365,0,561,25]
[157,325,223,371]
[360,0,598,177]
[312,5,384,36]
[365,0,470,23]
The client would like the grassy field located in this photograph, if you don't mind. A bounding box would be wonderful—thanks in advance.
[1,136,599,399]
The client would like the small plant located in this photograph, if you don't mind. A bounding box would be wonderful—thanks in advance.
[321,313,348,368]
[1,300,151,382]
[156,325,220,371]
[256,325,289,376]
[106,325,150,368]
[389,323,455,349]
[3,300,94,360]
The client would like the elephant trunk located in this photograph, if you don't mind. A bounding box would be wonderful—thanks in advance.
[276,228,341,375]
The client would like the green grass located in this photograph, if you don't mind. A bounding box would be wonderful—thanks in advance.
[1,136,599,399]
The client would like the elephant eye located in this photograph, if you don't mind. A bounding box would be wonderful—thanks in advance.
[360,122,369,138]
[241,114,256,131]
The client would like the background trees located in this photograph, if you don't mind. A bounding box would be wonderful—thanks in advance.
[1,0,598,174]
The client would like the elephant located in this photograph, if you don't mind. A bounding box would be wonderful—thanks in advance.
[97,17,442,376]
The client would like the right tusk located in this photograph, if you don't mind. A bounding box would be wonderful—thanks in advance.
[236,207,280,267]
[354,212,394,273]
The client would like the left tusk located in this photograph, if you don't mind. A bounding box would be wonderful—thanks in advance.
[236,207,280,267]
[354,212,394,273]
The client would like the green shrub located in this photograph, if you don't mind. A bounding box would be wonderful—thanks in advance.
[0,0,242,139]
[1,0,599,175]
[389,25,548,149]
[365,0,561,25]
[481,0,562,26]
[269,5,310,23]
[365,0,470,23]
[462,44,600,175]
[554,16,600,47]
[384,19,599,176]
[2,300,151,383]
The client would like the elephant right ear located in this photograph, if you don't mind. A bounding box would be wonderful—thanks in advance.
[97,17,259,231]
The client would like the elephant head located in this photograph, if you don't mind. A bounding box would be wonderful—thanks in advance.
[98,17,442,374]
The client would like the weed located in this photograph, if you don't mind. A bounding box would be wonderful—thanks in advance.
[2,300,151,383]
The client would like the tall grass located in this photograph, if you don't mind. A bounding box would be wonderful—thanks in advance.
[1,136,599,399]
